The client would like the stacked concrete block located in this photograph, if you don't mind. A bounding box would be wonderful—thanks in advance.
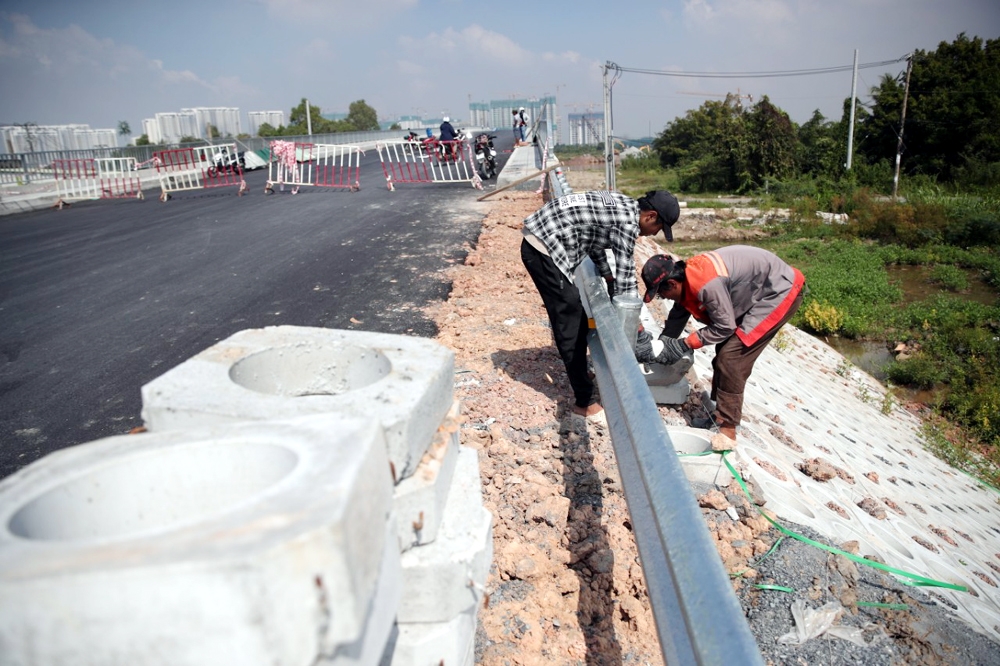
[141,325,456,481]
[138,326,493,664]
[0,415,398,666]
[393,402,463,552]
[384,447,493,666]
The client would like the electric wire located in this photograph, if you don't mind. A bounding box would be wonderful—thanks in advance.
[608,56,909,80]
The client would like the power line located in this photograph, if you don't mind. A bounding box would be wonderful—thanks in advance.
[609,57,908,79]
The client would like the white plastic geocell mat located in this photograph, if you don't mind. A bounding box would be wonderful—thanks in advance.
[681,324,1000,641]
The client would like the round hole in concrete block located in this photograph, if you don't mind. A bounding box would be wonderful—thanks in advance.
[664,428,711,455]
[229,344,392,396]
[8,441,297,541]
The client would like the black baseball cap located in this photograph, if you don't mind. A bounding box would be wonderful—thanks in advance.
[639,191,680,241]
[641,254,678,303]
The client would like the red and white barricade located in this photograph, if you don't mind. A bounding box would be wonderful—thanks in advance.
[375,138,482,192]
[153,144,248,202]
[264,141,362,194]
[52,158,144,209]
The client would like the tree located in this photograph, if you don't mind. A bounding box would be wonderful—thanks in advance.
[796,110,841,177]
[743,96,798,188]
[346,99,380,131]
[118,120,131,142]
[208,124,220,138]
[652,98,747,191]
[859,34,1000,183]
[135,134,150,146]
[289,98,333,134]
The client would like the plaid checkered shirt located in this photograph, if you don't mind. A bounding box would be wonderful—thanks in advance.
[523,191,641,296]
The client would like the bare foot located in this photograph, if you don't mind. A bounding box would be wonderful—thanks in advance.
[571,403,604,417]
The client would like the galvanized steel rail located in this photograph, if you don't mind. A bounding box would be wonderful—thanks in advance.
[574,257,764,665]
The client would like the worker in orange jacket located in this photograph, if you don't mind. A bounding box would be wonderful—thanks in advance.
[637,245,805,443]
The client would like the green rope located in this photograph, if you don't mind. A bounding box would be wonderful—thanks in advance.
[714,451,967,592]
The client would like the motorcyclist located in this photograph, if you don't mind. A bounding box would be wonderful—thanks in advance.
[439,116,459,142]
[438,116,461,159]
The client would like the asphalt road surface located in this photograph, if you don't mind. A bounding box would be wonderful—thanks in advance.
[0,135,516,479]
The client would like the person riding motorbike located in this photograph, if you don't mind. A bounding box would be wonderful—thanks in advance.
[438,117,461,160]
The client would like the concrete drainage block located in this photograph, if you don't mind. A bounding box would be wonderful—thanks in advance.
[393,401,462,552]
[0,415,397,666]
[397,446,493,624]
[664,426,734,486]
[140,326,455,481]
[643,353,693,405]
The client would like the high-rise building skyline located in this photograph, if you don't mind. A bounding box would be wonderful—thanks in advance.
[247,111,285,135]
[0,124,118,152]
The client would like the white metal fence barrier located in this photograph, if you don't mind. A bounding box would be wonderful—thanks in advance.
[153,144,248,202]
[375,139,482,192]
[52,158,144,209]
[264,141,362,194]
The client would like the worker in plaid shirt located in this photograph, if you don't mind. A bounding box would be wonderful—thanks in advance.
[520,190,680,420]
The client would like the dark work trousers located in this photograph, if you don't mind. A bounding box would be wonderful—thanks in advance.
[520,239,595,409]
[712,288,804,428]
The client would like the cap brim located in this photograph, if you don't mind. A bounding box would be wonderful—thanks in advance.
[643,276,664,303]
[662,220,674,242]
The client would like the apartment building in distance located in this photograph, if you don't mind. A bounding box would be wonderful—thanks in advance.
[1,124,118,153]
[467,96,559,142]
[141,107,242,144]
[567,111,605,146]
[247,111,285,135]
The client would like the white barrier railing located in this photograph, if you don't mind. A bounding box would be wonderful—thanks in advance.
[154,144,248,202]
[264,141,362,194]
[375,139,482,192]
[52,157,144,209]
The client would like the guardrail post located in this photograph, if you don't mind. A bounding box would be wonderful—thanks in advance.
[612,294,642,354]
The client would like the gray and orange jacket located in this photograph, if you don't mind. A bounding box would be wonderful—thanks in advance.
[662,245,805,350]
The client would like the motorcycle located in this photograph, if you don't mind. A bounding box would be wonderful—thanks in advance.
[207,147,244,178]
[473,133,498,179]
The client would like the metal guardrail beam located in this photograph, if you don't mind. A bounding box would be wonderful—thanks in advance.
[574,258,764,666]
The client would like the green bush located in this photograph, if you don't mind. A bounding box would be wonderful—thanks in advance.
[929,264,969,291]
[885,354,946,389]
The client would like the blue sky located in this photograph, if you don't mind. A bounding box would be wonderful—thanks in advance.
[1,0,997,140]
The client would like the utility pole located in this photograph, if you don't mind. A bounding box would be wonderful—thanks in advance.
[892,54,913,199]
[846,49,858,170]
[603,62,616,191]
[305,99,313,136]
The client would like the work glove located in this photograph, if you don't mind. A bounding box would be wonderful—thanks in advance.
[654,337,689,365]
[635,328,655,363]
[603,274,615,298]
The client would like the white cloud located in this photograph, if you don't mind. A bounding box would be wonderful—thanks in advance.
[408,24,532,63]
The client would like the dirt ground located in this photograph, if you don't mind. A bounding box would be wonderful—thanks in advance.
[422,169,1000,665]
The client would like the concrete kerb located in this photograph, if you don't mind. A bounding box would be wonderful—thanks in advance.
[0,414,397,665]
